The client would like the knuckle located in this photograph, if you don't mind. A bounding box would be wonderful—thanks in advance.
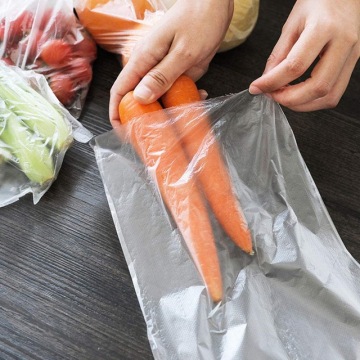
[312,79,331,98]
[317,20,332,34]
[147,69,169,88]
[133,40,167,64]
[267,53,277,65]
[281,20,291,34]
[324,95,340,109]
[174,44,196,61]
[285,57,306,77]
[278,96,296,109]
[343,31,359,47]
[261,78,275,92]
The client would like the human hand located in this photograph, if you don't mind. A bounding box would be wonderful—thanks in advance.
[249,0,360,111]
[109,0,234,125]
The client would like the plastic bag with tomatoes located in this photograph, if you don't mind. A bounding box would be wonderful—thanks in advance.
[0,0,97,118]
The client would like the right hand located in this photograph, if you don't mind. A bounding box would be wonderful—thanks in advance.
[109,0,234,125]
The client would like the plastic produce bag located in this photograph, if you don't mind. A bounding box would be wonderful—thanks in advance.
[92,91,360,359]
[74,0,166,64]
[0,0,97,118]
[74,0,259,65]
[0,62,93,207]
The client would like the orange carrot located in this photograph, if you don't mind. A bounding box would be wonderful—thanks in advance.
[75,0,151,55]
[161,75,253,254]
[131,0,155,20]
[118,91,223,302]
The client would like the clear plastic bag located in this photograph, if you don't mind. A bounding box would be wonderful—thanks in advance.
[92,91,360,359]
[74,0,259,65]
[0,0,97,118]
[74,0,166,64]
[0,62,93,207]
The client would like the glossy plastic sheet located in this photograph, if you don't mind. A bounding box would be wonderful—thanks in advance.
[74,0,259,65]
[0,0,97,118]
[92,92,360,359]
[0,62,93,207]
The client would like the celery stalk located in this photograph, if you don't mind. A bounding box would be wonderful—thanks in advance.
[0,107,55,185]
[0,63,72,151]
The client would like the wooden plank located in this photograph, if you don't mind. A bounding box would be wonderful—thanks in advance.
[0,0,359,358]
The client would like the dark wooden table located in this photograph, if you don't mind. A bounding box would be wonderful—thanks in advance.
[1,1,359,359]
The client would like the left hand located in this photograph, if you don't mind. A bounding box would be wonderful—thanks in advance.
[249,0,360,111]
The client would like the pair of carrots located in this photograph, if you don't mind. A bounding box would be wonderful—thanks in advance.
[118,75,253,302]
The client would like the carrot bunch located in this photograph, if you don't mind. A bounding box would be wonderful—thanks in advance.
[117,76,253,303]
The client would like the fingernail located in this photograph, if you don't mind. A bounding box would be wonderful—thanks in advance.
[199,89,208,100]
[134,84,155,103]
[248,85,263,95]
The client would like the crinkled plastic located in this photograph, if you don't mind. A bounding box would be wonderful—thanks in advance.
[74,0,259,66]
[92,91,360,359]
[74,0,166,64]
[0,0,97,118]
[0,62,93,207]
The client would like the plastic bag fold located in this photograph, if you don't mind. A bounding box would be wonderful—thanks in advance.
[92,91,360,359]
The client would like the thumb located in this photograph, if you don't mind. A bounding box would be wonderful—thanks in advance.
[133,68,170,104]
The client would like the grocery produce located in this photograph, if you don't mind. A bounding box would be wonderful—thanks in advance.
[0,64,71,151]
[0,3,97,116]
[162,75,253,254]
[118,91,223,303]
[0,107,54,185]
[74,0,163,64]
[0,62,72,185]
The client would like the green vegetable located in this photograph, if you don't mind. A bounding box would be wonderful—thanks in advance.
[0,140,13,165]
[0,63,72,151]
[0,107,55,185]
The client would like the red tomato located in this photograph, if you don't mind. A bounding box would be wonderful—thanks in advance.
[0,19,5,42]
[68,57,93,87]
[19,30,46,63]
[38,8,53,31]
[49,72,75,106]
[0,11,34,48]
[10,11,34,43]
[40,10,75,39]
[0,57,15,66]
[16,10,34,34]
[40,39,72,67]
[73,34,97,60]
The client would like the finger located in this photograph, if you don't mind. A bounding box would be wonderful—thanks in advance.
[109,28,174,123]
[109,85,123,126]
[283,48,359,111]
[249,25,330,95]
[263,19,300,75]
[184,51,215,81]
[133,45,213,104]
[269,40,352,108]
[199,89,208,100]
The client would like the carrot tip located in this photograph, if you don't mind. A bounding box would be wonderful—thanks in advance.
[249,250,255,256]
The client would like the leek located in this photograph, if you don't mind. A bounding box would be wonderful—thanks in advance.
[0,107,55,185]
[0,140,12,165]
[0,62,72,152]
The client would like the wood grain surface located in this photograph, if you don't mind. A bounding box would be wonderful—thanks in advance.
[1,1,359,359]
